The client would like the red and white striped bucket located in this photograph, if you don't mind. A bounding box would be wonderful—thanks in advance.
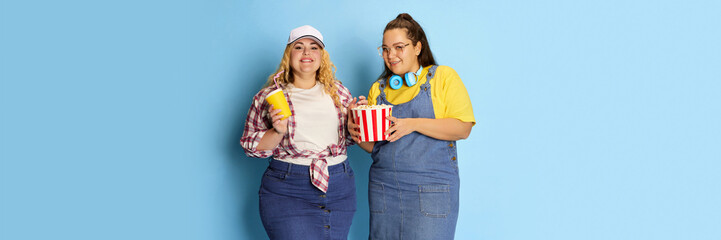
[351,105,393,142]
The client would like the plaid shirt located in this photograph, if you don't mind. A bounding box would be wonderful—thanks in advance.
[240,81,355,161]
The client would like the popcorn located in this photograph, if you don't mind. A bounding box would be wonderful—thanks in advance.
[351,105,393,142]
[352,104,392,110]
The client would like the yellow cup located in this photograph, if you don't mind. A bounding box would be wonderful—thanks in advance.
[265,89,292,120]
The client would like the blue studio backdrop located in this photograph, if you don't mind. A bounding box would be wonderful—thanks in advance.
[2,0,720,239]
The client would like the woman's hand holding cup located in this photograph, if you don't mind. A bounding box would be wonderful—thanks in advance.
[269,105,289,135]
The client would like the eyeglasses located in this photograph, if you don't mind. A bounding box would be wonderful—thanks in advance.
[377,43,410,57]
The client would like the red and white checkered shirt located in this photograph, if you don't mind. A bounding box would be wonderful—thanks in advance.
[240,81,355,162]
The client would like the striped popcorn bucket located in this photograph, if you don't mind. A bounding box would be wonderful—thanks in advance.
[351,105,393,142]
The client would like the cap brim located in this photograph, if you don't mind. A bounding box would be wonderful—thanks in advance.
[289,35,325,48]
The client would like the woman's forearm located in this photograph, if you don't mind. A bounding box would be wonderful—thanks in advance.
[256,129,285,151]
[411,118,473,141]
[357,141,375,153]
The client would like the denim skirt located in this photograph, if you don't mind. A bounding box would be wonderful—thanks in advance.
[259,159,356,240]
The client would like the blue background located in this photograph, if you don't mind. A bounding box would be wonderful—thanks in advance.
[2,0,720,239]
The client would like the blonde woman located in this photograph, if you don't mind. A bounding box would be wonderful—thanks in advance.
[240,25,363,239]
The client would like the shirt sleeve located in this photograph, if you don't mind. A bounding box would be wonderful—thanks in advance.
[367,81,381,106]
[240,91,275,158]
[336,83,356,147]
[438,66,476,124]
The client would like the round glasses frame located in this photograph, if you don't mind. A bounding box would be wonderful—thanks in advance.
[377,43,411,57]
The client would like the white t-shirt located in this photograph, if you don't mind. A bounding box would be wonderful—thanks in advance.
[280,82,347,166]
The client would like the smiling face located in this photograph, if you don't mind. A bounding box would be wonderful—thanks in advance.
[289,38,322,79]
[382,28,422,75]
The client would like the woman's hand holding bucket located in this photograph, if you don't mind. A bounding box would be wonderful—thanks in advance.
[384,115,417,142]
[347,96,367,143]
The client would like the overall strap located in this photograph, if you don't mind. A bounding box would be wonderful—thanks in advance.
[421,65,438,91]
[427,65,438,79]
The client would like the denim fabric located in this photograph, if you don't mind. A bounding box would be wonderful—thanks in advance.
[369,65,460,240]
[259,159,356,240]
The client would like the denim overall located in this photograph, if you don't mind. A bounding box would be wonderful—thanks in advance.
[369,65,460,240]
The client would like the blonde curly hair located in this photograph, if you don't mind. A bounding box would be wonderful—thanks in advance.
[264,45,341,107]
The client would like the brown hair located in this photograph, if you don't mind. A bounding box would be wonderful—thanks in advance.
[378,13,437,81]
[264,46,341,107]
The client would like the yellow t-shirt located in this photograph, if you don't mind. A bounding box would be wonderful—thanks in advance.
[368,65,475,124]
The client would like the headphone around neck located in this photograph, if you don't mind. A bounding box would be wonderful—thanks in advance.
[388,66,424,90]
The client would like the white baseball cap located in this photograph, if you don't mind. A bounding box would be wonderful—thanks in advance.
[287,25,325,48]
